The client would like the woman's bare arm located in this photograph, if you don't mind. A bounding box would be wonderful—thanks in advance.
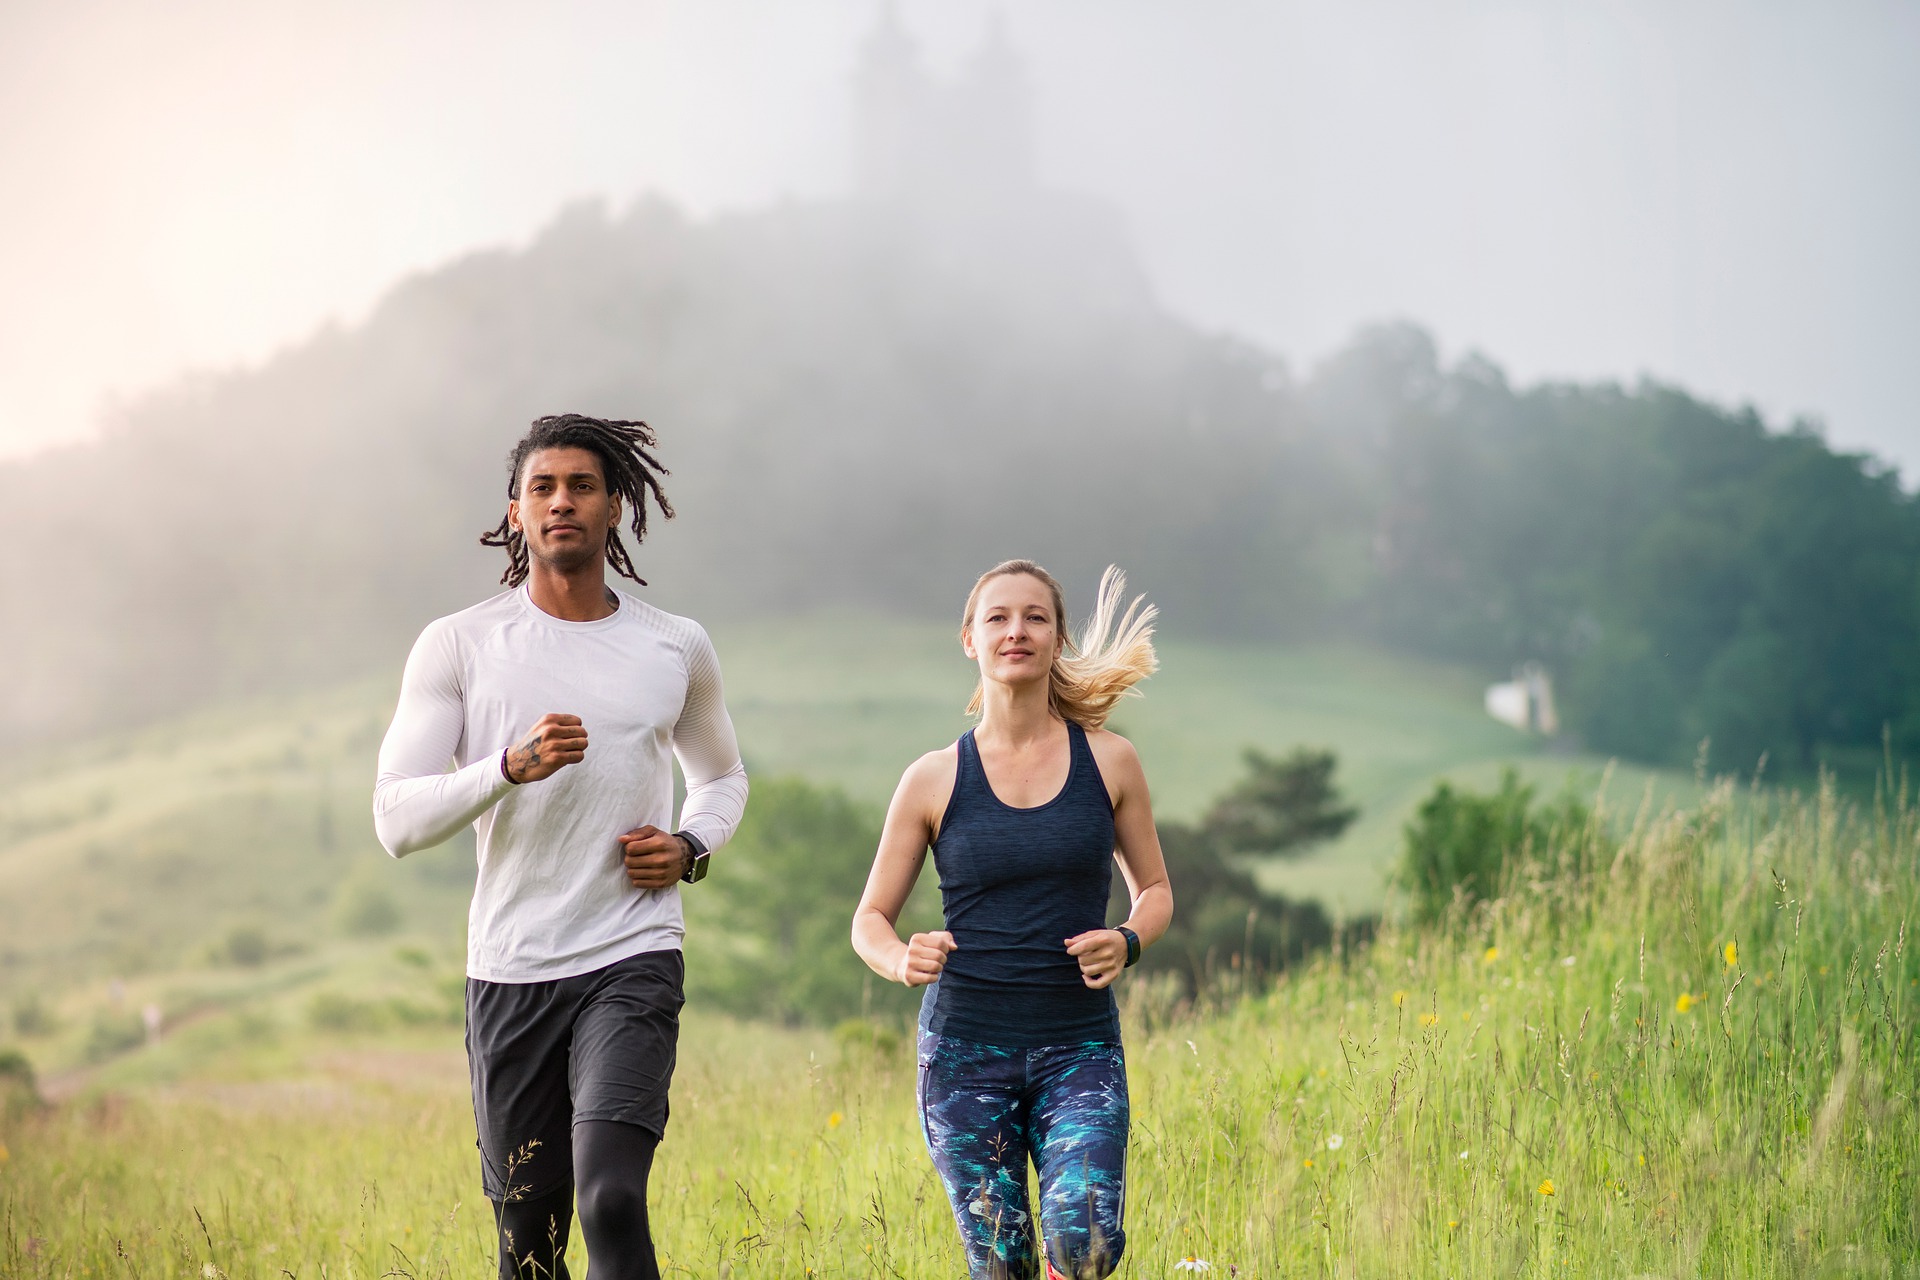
[852,748,959,987]
[1067,730,1174,988]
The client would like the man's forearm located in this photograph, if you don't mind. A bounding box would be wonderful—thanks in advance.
[373,755,515,857]
[675,758,748,856]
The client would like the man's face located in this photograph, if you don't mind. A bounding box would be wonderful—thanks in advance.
[508,446,622,575]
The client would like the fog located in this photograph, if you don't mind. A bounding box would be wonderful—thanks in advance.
[2,0,1915,468]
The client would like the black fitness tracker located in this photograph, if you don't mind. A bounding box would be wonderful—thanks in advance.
[1116,925,1141,968]
[675,830,710,884]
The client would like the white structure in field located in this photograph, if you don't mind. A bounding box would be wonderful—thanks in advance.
[1485,663,1559,735]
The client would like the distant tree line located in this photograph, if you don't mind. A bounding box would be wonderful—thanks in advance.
[2,192,1914,775]
[1323,325,1920,772]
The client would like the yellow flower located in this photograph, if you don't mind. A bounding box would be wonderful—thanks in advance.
[1723,941,1738,967]
[0,1142,9,1164]
[1483,947,1499,964]
[1392,990,1407,1007]
[827,1111,843,1130]
[1637,1153,1646,1167]
[1419,1012,1440,1027]
[1675,992,1697,1014]
[1538,1179,1555,1197]
[1303,1158,1314,1168]
[1447,1219,1459,1230]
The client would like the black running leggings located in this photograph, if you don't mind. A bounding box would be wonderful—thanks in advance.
[493,1119,660,1280]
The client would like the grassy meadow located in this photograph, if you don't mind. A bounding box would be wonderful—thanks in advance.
[13,612,1894,1277]
[0,616,1691,1020]
[3,768,1914,1276]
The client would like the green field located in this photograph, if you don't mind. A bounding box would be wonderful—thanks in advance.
[0,616,1691,1024]
[2,770,1912,1276]
[0,615,1694,1054]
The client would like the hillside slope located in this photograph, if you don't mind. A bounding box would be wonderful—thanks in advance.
[0,616,1693,1026]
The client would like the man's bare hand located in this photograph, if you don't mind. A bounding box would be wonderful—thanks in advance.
[897,931,956,987]
[505,714,588,784]
[621,825,689,890]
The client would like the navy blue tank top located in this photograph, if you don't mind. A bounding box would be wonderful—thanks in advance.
[919,720,1121,1048]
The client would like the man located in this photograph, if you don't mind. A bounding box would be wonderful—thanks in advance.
[373,414,748,1279]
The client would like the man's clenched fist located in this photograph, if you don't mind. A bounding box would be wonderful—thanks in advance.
[620,825,690,891]
[504,714,588,784]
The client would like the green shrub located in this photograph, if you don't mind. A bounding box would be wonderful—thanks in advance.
[306,991,453,1033]
[393,944,433,969]
[85,1009,147,1062]
[0,1047,39,1120]
[223,925,269,967]
[306,992,388,1033]
[686,777,922,1027]
[12,995,58,1037]
[1397,768,1596,924]
[334,882,402,937]
[1116,747,1357,992]
[833,1017,903,1063]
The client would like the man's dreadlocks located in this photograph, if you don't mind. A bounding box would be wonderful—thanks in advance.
[480,414,675,587]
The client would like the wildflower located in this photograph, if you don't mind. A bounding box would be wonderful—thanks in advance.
[0,1141,9,1164]
[1724,941,1738,967]
[1175,1258,1212,1272]
[1392,990,1407,1007]
[1538,1179,1555,1197]
[1326,1134,1344,1151]
[827,1111,843,1130]
[1458,1150,1470,1161]
[1675,992,1697,1014]
[1303,1158,1314,1168]
[1637,1153,1645,1167]
[1483,947,1499,964]
[1560,955,1576,968]
[1419,1012,1440,1027]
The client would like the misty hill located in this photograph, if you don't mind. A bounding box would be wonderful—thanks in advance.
[6,179,1918,775]
[5,17,1917,774]
[2,183,1334,725]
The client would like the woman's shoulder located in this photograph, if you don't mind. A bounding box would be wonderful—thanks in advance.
[895,741,963,806]
[1082,724,1140,762]
[1082,726,1146,790]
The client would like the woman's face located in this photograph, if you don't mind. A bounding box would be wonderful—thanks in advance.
[964,573,1063,692]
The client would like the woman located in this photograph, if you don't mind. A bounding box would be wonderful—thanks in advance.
[852,560,1173,1280]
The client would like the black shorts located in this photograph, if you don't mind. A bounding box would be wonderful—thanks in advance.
[465,948,684,1201]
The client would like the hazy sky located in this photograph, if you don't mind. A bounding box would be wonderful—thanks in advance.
[4,1,1916,470]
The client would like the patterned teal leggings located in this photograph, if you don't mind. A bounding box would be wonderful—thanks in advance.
[917,1033,1128,1280]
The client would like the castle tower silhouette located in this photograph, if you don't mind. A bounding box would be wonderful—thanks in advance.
[851,5,1035,204]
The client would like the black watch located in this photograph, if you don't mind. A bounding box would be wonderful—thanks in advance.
[1116,925,1141,968]
[675,831,709,884]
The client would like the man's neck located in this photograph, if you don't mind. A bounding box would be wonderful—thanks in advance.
[525,563,619,622]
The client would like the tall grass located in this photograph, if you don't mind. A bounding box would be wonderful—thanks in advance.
[2,773,1913,1276]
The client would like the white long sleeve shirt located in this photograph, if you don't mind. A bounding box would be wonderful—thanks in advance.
[373,586,748,982]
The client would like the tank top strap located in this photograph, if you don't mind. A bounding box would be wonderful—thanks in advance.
[1065,719,1090,765]
[1066,720,1114,812]
[955,728,983,789]
[939,729,984,836]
